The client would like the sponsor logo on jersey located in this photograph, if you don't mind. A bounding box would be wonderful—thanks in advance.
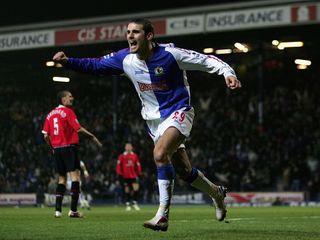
[138,80,169,92]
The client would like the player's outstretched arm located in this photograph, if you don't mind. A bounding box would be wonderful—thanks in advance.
[78,127,103,147]
[53,51,69,65]
[225,75,242,90]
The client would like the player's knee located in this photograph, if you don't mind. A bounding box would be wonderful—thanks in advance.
[153,147,169,164]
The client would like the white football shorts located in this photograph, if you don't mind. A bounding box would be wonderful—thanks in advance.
[146,107,195,148]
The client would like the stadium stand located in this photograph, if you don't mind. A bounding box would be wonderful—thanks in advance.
[0,0,319,205]
[0,62,319,203]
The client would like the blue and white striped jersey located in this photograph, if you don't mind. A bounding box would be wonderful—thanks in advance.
[66,44,236,120]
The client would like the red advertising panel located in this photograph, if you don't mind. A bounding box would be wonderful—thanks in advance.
[291,5,317,23]
[55,19,166,46]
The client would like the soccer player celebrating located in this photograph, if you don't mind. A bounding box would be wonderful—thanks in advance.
[52,18,241,230]
[42,90,102,218]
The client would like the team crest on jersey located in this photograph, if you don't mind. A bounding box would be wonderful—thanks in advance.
[154,67,164,76]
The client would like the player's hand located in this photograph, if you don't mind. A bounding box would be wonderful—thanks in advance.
[93,136,103,147]
[53,51,68,64]
[225,75,241,89]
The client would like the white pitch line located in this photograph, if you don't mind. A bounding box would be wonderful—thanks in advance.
[227,218,256,221]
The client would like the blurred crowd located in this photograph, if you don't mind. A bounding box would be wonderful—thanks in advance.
[0,64,319,203]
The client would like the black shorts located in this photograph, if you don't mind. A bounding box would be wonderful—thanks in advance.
[53,145,80,175]
[123,178,138,186]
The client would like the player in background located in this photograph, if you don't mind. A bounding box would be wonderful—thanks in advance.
[52,18,241,231]
[116,142,142,211]
[42,90,102,218]
[66,160,92,210]
[79,160,92,209]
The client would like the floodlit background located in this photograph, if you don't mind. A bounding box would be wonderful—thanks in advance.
[0,0,319,207]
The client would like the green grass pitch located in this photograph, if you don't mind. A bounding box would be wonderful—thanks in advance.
[1,205,319,240]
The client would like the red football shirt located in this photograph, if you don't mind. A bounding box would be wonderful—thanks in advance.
[42,105,81,148]
[116,151,142,179]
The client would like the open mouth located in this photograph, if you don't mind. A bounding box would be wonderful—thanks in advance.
[129,41,138,53]
[130,41,137,47]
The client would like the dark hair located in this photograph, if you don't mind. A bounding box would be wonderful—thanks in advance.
[57,90,69,105]
[129,18,154,35]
